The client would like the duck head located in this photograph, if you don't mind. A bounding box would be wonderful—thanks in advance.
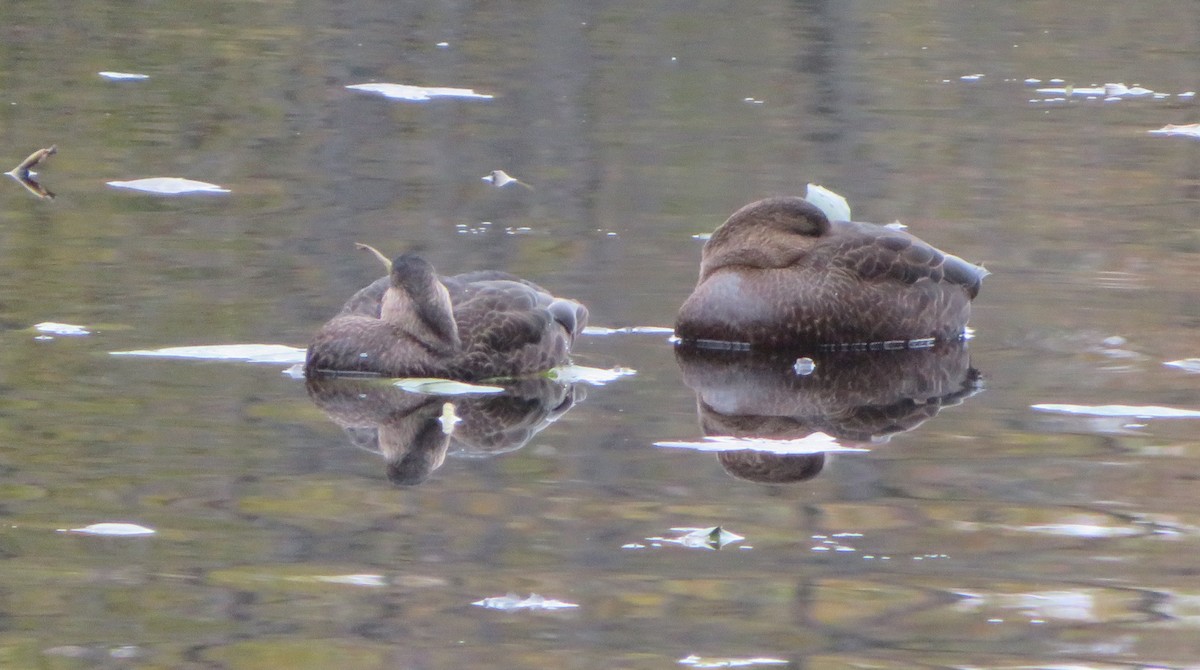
[381,253,462,355]
[699,197,831,280]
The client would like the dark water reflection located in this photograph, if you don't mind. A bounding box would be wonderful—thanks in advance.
[3,0,1200,667]
[306,376,580,485]
[673,343,982,484]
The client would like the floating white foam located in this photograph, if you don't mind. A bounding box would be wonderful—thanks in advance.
[59,523,155,536]
[107,177,230,194]
[111,344,307,364]
[678,654,788,667]
[346,83,494,101]
[312,574,387,587]
[1165,358,1200,373]
[1032,403,1200,419]
[472,593,578,611]
[649,526,745,550]
[549,364,637,385]
[98,71,149,81]
[1015,523,1141,538]
[34,322,90,336]
[392,378,505,395]
[655,433,864,454]
[1149,124,1200,139]
[581,326,674,336]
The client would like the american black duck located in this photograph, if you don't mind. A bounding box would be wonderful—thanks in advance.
[306,252,588,380]
[675,196,987,350]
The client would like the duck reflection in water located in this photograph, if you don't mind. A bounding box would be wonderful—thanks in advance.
[306,376,581,485]
[672,343,983,484]
[306,246,588,381]
[676,196,987,350]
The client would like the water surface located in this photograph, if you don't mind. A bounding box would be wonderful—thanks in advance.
[2,2,1200,667]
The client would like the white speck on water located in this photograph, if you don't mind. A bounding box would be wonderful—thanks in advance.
[1025,78,1041,85]
[436,42,449,48]
[793,357,815,375]
[960,73,984,82]
[35,322,90,336]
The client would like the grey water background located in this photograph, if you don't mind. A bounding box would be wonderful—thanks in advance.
[3,1,1200,668]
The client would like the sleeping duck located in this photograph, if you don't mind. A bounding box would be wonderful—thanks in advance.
[306,252,588,380]
[675,196,987,350]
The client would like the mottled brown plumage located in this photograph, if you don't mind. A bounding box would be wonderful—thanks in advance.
[675,197,987,349]
[306,254,588,380]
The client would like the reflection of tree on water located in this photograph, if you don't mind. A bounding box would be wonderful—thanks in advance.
[306,376,581,485]
[674,342,983,484]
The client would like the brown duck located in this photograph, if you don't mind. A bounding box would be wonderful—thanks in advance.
[675,197,987,350]
[306,253,588,380]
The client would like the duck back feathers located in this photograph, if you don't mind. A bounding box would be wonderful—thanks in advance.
[676,197,987,349]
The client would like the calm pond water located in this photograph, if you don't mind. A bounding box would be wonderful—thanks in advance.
[2,1,1200,668]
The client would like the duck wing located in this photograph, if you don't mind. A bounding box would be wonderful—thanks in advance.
[453,280,557,353]
[826,222,986,298]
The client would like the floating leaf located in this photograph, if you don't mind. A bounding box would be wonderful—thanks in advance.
[111,344,306,364]
[346,83,494,102]
[99,71,149,81]
[107,177,230,194]
[392,378,505,394]
[655,433,864,455]
[548,364,637,385]
[471,593,579,611]
[1031,404,1200,419]
[34,322,90,336]
[59,523,155,536]
[805,183,851,221]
